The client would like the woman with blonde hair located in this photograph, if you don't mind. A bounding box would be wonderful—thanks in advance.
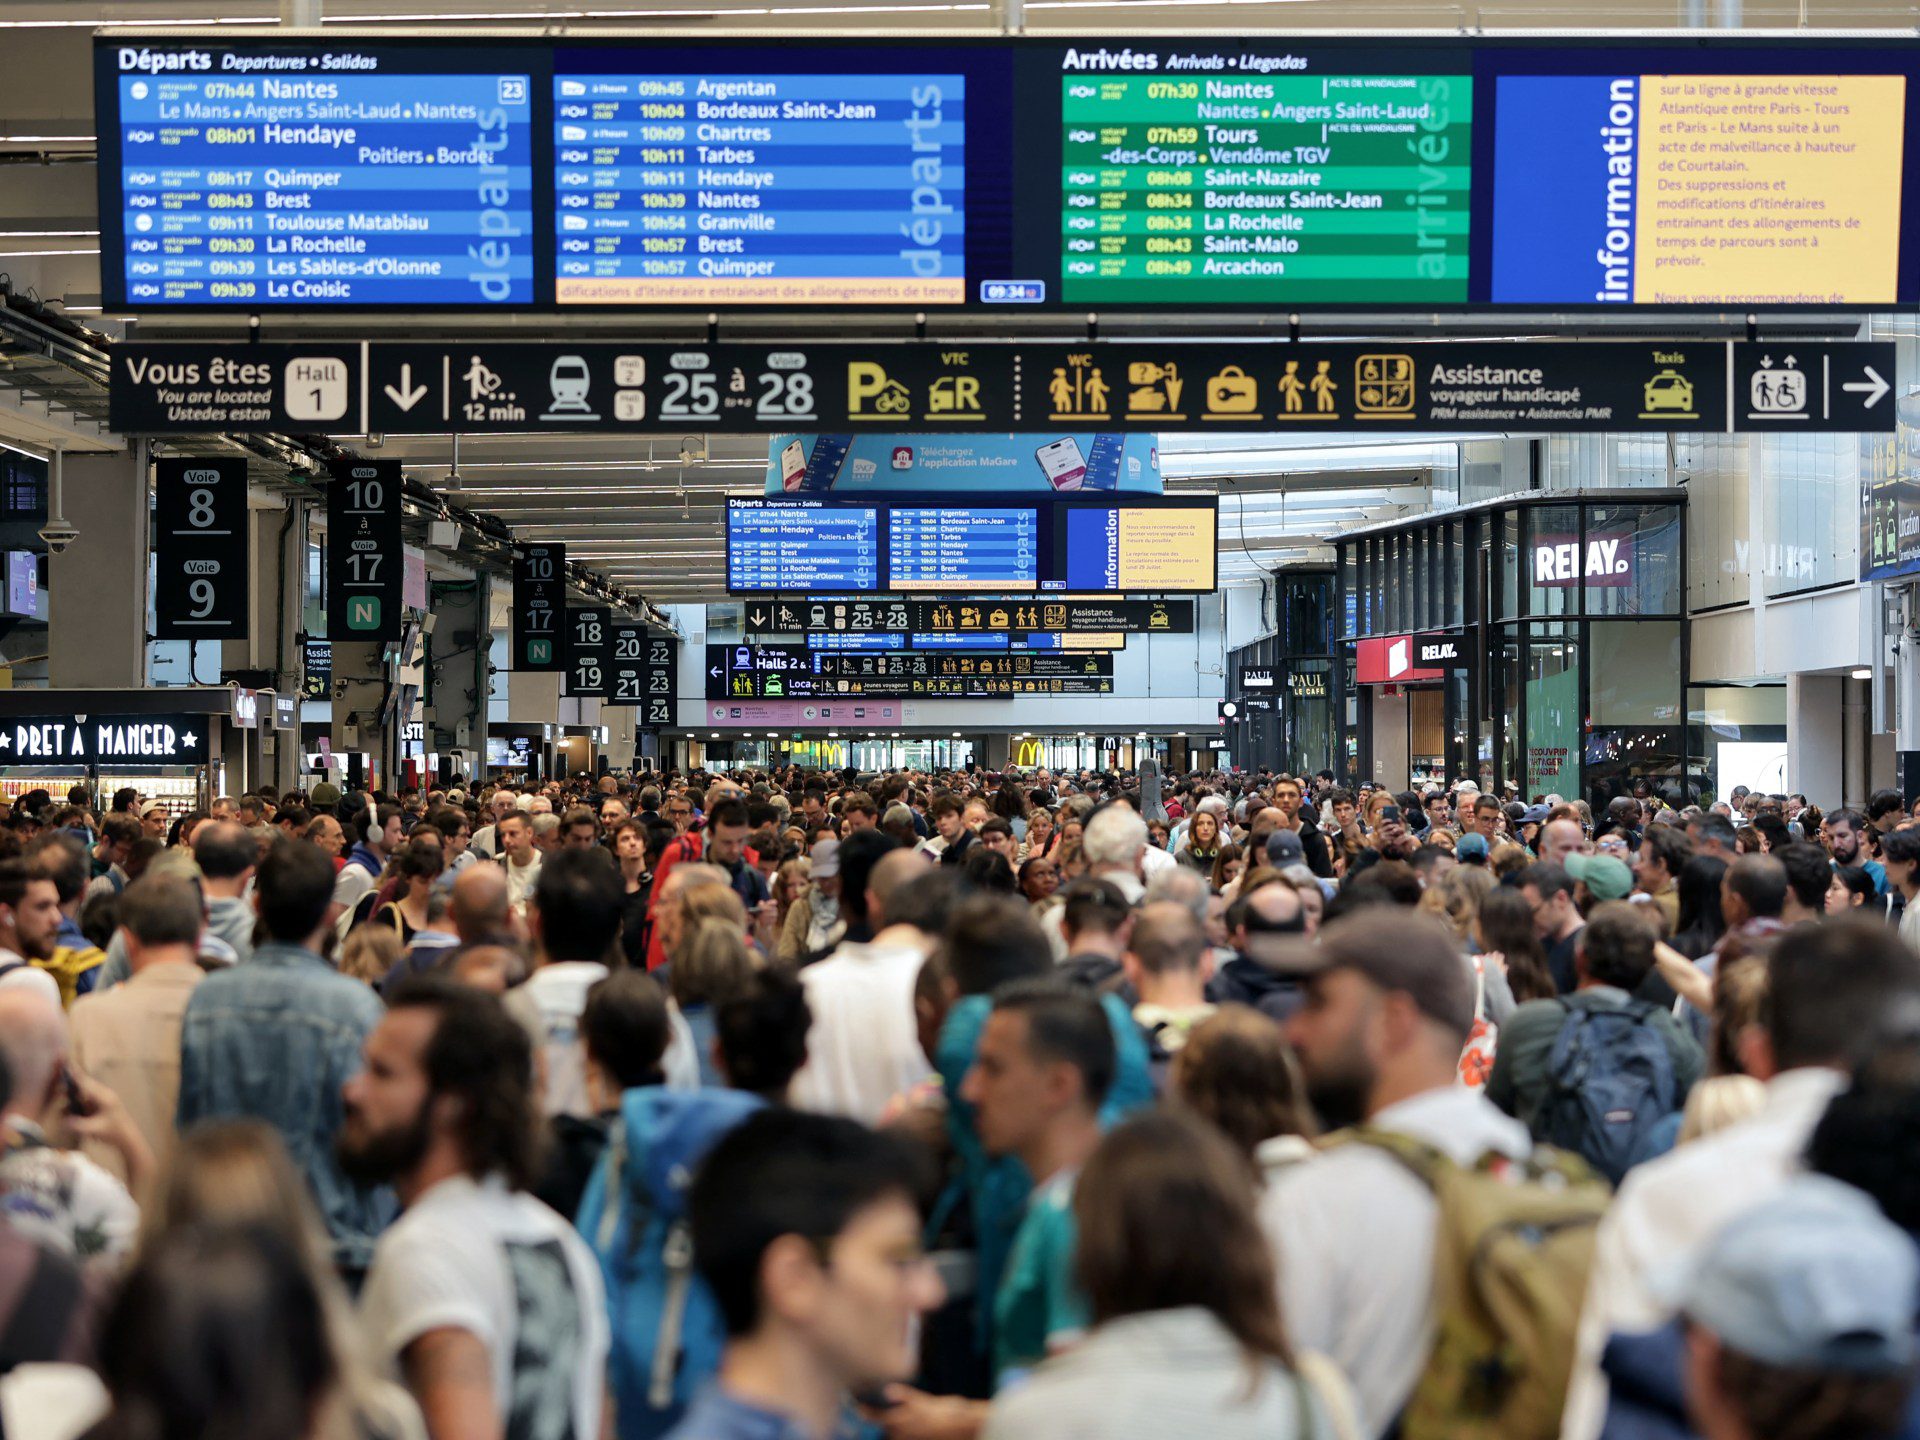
[139,1120,423,1440]
[670,914,759,1087]
[1416,864,1493,944]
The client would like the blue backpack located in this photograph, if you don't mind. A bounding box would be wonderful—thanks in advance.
[1538,1001,1679,1187]
[575,1087,763,1440]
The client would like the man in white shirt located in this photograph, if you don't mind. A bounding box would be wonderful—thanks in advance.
[1042,805,1149,960]
[1560,917,1920,1440]
[329,803,403,931]
[1259,908,1530,1437]
[343,976,607,1440]
[500,849,620,1118]
[469,789,517,860]
[0,859,63,1009]
[497,812,543,910]
[790,849,943,1123]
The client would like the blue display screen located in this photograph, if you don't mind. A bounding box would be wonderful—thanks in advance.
[1063,507,1121,593]
[888,507,1037,591]
[106,51,533,306]
[727,501,879,592]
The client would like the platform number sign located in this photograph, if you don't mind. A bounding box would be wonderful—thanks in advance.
[567,607,611,697]
[609,621,649,706]
[153,456,250,640]
[642,634,675,729]
[327,460,403,641]
[512,543,566,672]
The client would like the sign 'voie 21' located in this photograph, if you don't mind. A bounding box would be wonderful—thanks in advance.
[95,32,1920,313]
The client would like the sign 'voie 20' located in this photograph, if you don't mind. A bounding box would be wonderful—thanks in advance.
[95,33,1920,312]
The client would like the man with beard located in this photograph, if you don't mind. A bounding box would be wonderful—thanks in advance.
[1255,908,1530,1438]
[1825,807,1886,895]
[343,976,608,1440]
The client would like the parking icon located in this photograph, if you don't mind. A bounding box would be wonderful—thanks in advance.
[347,596,382,632]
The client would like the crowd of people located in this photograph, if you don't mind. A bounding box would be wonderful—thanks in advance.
[0,764,1916,1440]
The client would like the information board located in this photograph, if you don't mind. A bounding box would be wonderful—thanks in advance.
[707,643,1113,698]
[153,456,249,641]
[511,542,566,670]
[97,33,1920,313]
[327,460,403,641]
[101,42,532,307]
[566,606,611,696]
[726,494,1216,596]
[742,596,1194,634]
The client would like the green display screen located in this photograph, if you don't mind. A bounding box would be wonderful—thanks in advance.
[1060,73,1473,304]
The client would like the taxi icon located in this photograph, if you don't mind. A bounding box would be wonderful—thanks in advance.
[1642,370,1695,414]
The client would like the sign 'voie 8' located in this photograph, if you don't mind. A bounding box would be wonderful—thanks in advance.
[154,456,249,641]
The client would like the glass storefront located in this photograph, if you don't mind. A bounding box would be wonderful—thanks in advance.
[1335,491,1688,808]
[1228,570,1336,775]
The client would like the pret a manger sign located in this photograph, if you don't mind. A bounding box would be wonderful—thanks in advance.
[1532,532,1634,587]
[0,715,210,764]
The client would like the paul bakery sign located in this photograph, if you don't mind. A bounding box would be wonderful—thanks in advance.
[0,714,210,765]
[1533,534,1634,588]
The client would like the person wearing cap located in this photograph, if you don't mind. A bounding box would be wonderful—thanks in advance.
[1258,909,1532,1436]
[775,837,843,965]
[1485,901,1702,1142]
[1566,850,1636,909]
[1678,1173,1918,1440]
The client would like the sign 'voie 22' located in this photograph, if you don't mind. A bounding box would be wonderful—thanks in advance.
[96,32,1920,312]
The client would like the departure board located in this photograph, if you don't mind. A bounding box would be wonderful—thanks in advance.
[727,494,1215,595]
[97,35,1920,313]
[555,70,965,305]
[727,501,880,592]
[1060,72,1470,305]
[888,508,1038,591]
[106,47,532,306]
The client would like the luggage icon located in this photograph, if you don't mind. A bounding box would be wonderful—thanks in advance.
[1207,365,1260,414]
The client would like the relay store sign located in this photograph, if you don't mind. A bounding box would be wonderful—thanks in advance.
[1533,534,1634,587]
[1356,634,1448,686]
[1414,633,1472,670]
[0,714,210,765]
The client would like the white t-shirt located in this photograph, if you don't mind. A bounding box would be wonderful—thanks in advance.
[360,1173,607,1440]
[332,862,378,920]
[503,962,609,1119]
[789,937,933,1124]
[0,952,59,1008]
[504,853,542,909]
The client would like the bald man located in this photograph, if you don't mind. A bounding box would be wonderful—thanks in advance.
[0,989,147,1265]
[449,861,513,948]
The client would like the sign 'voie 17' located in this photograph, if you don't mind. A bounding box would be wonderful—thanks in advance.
[0,714,211,765]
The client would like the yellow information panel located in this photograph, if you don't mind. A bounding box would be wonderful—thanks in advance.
[1633,74,1905,304]
[1115,507,1216,591]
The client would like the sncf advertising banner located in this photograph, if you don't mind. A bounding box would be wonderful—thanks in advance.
[765,432,1162,495]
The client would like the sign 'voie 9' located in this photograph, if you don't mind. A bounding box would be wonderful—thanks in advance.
[0,715,211,765]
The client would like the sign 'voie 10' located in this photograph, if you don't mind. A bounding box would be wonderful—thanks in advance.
[97,35,1920,312]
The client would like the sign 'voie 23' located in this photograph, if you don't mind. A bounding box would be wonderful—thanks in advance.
[0,715,211,765]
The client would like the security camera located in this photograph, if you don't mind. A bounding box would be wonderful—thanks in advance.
[39,522,78,555]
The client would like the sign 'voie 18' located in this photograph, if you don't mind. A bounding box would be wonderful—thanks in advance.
[0,715,211,765]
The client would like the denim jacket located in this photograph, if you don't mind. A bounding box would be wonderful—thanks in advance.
[176,941,394,1270]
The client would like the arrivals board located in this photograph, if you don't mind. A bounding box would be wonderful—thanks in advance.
[97,34,1920,312]
[725,495,1217,596]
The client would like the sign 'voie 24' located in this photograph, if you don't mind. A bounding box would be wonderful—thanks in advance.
[0,715,211,765]
[96,32,1920,313]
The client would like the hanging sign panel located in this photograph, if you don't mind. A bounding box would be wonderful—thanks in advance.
[153,456,250,641]
[642,633,676,728]
[115,340,1894,436]
[566,606,612,696]
[512,543,567,671]
[326,460,404,641]
[96,34,1920,313]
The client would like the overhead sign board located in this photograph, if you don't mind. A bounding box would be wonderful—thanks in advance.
[512,543,566,671]
[153,456,250,641]
[97,34,1920,314]
[708,643,1112,699]
[327,460,404,641]
[642,633,676,729]
[111,340,1897,436]
[566,606,611,697]
[744,596,1193,635]
[1239,664,1277,693]
[0,713,211,766]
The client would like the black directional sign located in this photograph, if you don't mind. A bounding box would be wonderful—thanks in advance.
[609,621,649,708]
[707,643,1111,700]
[1240,695,1277,715]
[1731,343,1898,431]
[327,460,404,642]
[642,633,676,729]
[512,544,566,672]
[153,456,249,641]
[745,597,1195,636]
[566,607,611,697]
[113,340,1897,436]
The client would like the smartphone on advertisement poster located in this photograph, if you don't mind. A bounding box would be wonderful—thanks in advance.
[1036,437,1087,491]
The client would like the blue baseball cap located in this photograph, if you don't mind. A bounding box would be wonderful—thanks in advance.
[1671,1175,1919,1374]
[1455,832,1489,862]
